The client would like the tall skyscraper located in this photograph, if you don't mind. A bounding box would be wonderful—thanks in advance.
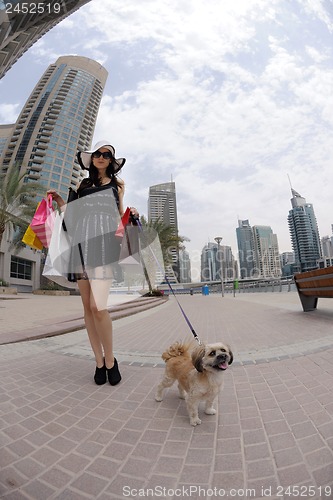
[201,242,217,282]
[200,242,236,282]
[236,219,281,278]
[148,182,178,228]
[1,55,107,201]
[280,251,295,277]
[179,248,191,283]
[252,225,281,278]
[288,189,321,272]
[236,219,257,279]
[0,0,92,79]
[148,181,180,280]
[0,55,107,292]
[321,234,333,258]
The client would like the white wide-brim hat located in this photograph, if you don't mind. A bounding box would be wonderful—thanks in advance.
[77,141,126,173]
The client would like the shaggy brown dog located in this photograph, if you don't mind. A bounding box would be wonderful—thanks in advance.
[155,341,233,426]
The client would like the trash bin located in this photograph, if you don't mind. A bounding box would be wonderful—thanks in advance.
[190,288,193,296]
[202,284,209,296]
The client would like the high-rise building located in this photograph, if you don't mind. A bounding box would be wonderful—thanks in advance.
[1,55,107,201]
[201,242,218,282]
[318,228,333,268]
[288,189,322,272]
[236,219,281,278]
[280,251,295,277]
[148,181,178,228]
[200,242,237,282]
[148,181,180,280]
[0,55,107,291]
[236,219,257,279]
[222,245,238,280]
[252,225,281,278]
[321,236,333,258]
[0,0,92,79]
[179,248,191,283]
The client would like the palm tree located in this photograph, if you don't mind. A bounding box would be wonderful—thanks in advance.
[0,164,44,253]
[139,216,189,293]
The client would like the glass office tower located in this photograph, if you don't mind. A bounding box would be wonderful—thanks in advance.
[252,225,281,278]
[1,55,108,200]
[288,189,322,272]
[236,219,257,279]
[148,181,180,281]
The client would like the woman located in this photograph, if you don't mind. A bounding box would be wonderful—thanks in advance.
[48,141,138,386]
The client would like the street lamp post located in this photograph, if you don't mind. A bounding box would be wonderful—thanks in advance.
[214,236,224,297]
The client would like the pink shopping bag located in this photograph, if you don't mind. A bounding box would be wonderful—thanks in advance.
[30,195,55,248]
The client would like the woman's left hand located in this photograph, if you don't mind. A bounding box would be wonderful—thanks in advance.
[130,207,139,218]
[129,207,139,224]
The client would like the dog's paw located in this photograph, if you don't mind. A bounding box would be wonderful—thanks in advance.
[155,394,163,402]
[205,408,216,415]
[190,417,202,426]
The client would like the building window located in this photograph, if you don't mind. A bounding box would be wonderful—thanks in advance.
[10,257,32,280]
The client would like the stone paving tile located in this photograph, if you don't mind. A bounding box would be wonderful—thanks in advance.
[0,293,333,499]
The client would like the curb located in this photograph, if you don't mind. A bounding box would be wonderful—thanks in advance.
[0,296,168,345]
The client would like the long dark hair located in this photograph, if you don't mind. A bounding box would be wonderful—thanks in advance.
[77,159,121,193]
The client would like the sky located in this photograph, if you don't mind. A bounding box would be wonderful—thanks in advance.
[1,0,333,280]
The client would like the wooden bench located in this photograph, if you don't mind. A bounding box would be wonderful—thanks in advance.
[294,266,333,311]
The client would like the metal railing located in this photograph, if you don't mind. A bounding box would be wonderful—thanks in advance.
[161,278,296,295]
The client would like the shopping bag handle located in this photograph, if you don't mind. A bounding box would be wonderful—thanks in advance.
[47,194,53,208]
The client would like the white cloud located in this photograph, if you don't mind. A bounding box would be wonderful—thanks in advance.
[0,103,20,123]
[30,39,64,66]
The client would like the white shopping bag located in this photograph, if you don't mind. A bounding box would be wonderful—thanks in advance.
[42,212,77,289]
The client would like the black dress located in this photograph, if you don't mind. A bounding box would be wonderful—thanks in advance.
[64,181,121,282]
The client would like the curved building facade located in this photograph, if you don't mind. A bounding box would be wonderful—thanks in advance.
[1,55,108,200]
[0,0,91,79]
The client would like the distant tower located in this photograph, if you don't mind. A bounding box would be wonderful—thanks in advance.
[148,181,180,280]
[201,242,237,282]
[252,225,281,278]
[201,242,218,282]
[288,189,321,272]
[236,219,257,279]
[0,55,107,292]
[179,248,191,283]
[1,55,107,200]
[0,0,92,79]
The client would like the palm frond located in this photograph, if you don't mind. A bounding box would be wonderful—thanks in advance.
[0,163,44,249]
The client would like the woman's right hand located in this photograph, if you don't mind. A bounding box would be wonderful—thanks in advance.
[47,190,65,209]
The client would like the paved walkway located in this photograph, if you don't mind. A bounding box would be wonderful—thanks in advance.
[0,291,332,499]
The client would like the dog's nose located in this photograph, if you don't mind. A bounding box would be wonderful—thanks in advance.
[217,354,228,363]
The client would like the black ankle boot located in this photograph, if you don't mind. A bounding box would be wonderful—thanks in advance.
[107,358,121,386]
[94,362,106,385]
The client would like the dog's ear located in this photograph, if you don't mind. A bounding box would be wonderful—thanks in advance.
[192,345,206,372]
[227,346,233,365]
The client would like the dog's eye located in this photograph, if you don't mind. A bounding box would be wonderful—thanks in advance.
[221,349,226,353]
[209,351,216,356]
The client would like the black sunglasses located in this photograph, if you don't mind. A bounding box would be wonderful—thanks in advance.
[92,151,113,159]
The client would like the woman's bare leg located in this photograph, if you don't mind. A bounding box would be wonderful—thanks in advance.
[77,279,104,368]
[89,279,115,369]
[78,279,115,367]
